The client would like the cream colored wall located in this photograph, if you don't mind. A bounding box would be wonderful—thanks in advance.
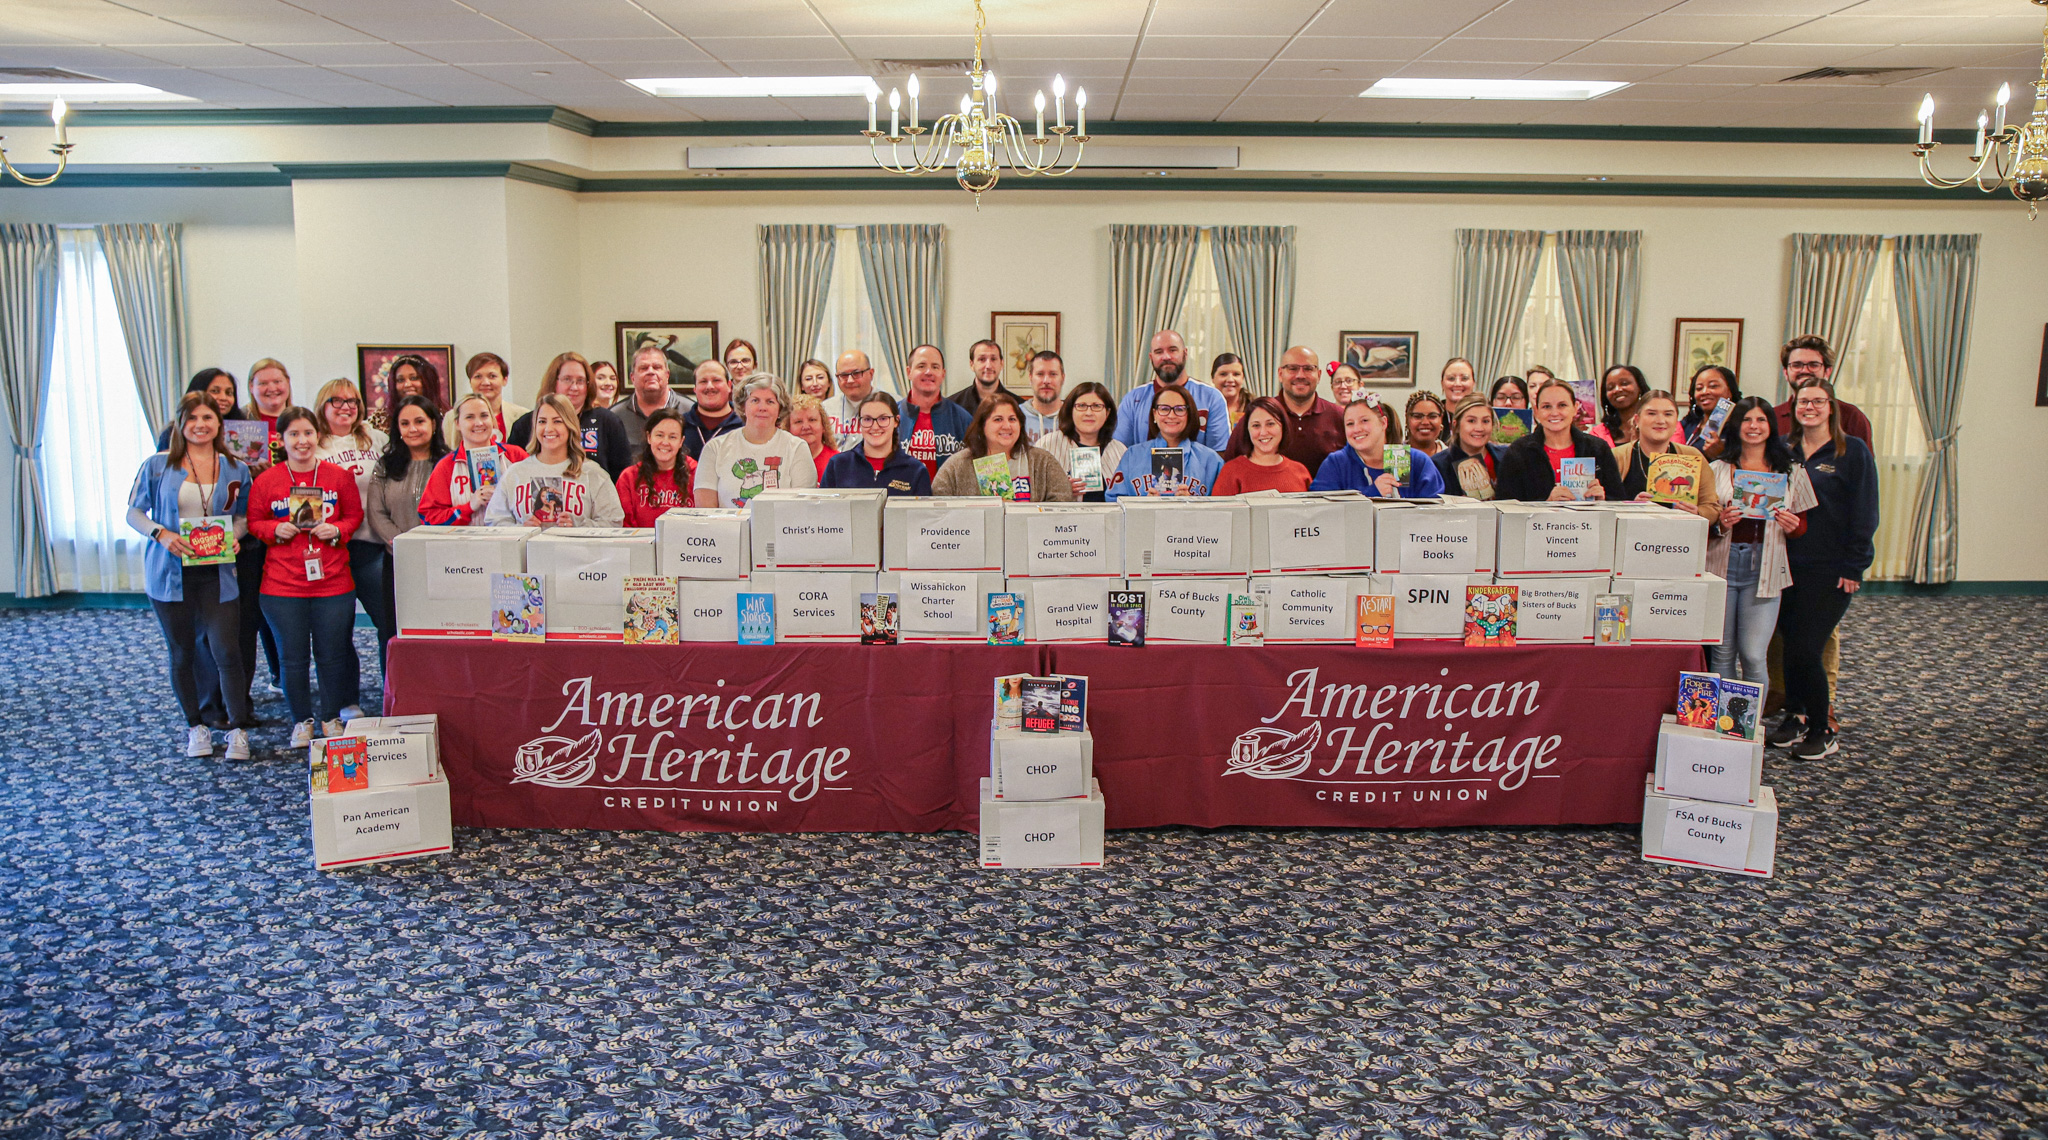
[503,180,584,393]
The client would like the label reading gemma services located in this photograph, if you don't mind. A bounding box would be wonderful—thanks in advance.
[1026,514,1111,574]
[1660,801,1753,870]
[907,509,988,569]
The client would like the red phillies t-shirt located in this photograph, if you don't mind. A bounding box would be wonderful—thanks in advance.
[1544,444,1575,478]
[907,410,938,476]
[867,454,888,473]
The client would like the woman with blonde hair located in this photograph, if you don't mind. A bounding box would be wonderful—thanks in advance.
[483,393,625,527]
[787,392,840,482]
[507,351,632,478]
[312,378,388,720]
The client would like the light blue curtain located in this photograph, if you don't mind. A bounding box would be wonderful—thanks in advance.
[0,223,60,598]
[94,223,188,438]
[1892,233,1978,585]
[1105,224,1202,394]
[1781,233,1884,399]
[757,224,837,384]
[856,224,945,383]
[1210,226,1296,397]
[1448,229,1544,384]
[1555,229,1641,382]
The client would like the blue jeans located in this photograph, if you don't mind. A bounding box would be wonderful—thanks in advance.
[259,592,358,725]
[342,539,394,706]
[1711,542,1779,683]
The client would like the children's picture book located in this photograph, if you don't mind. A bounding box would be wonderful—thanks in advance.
[736,592,775,645]
[1019,676,1063,733]
[1569,378,1600,426]
[1701,397,1735,441]
[622,576,679,645]
[1056,674,1088,732]
[993,674,1026,730]
[972,453,1015,500]
[1383,446,1411,486]
[1150,447,1184,492]
[1594,593,1632,645]
[1717,678,1763,741]
[1676,671,1721,729]
[221,420,270,466]
[1558,457,1595,500]
[323,736,369,794]
[1226,593,1265,646]
[1106,591,1146,647]
[528,476,566,525]
[986,591,1024,645]
[1731,470,1790,519]
[1068,446,1104,492]
[179,515,237,566]
[860,592,899,645]
[465,445,502,491]
[1455,457,1496,501]
[1647,452,1703,505]
[288,485,324,529]
[491,573,545,642]
[1490,407,1534,446]
[1463,583,1518,648]
[1354,594,1395,648]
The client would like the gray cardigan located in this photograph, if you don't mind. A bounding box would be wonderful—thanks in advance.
[930,444,1077,501]
[364,456,435,545]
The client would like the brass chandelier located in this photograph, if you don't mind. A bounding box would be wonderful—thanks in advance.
[0,98,73,186]
[1911,0,2048,213]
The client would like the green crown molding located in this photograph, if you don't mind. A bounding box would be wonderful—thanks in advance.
[270,161,579,190]
[0,170,290,188]
[0,105,564,128]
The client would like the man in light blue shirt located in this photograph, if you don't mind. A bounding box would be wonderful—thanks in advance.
[1112,330,1231,452]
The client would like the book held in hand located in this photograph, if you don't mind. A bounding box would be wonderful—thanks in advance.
[1354,595,1395,648]
[972,453,1015,500]
[622,576,679,645]
[1490,407,1533,446]
[1676,671,1720,729]
[1594,593,1632,645]
[528,476,566,525]
[1056,675,1088,732]
[492,573,545,642]
[1019,676,1063,733]
[1383,446,1411,486]
[993,674,1026,729]
[1150,447,1184,493]
[1701,397,1735,441]
[288,485,324,529]
[1226,594,1265,646]
[465,446,502,491]
[860,592,899,645]
[1463,583,1518,647]
[1558,457,1595,500]
[179,515,237,566]
[1455,457,1495,501]
[736,592,776,644]
[222,420,270,466]
[1647,452,1703,506]
[1106,591,1146,647]
[1731,470,1789,519]
[1068,446,1104,492]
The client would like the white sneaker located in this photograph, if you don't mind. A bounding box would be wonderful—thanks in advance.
[224,729,252,761]
[337,705,365,723]
[320,718,346,740]
[185,725,213,758]
[290,719,317,748]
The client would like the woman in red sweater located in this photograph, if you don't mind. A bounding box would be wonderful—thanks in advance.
[615,408,696,527]
[248,407,364,748]
[1214,397,1314,495]
[419,394,529,526]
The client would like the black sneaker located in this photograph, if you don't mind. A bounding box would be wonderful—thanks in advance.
[1766,715,1807,749]
[1789,730,1838,761]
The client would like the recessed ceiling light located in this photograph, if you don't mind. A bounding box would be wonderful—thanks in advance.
[532,70,551,76]
[1318,68,1339,74]
[629,76,880,99]
[1361,77,1627,101]
[0,81,196,103]
[1586,175,1610,181]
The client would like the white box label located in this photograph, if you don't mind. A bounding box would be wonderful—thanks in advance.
[1026,514,1111,575]
[1515,580,1596,640]
[777,574,862,635]
[678,580,743,641]
[333,785,425,860]
[1267,505,1346,570]
[1634,579,1713,641]
[361,730,434,786]
[906,509,987,570]
[895,572,984,634]
[774,501,854,565]
[1661,801,1753,869]
[1400,515,1477,573]
[996,735,1088,800]
[1663,734,1756,804]
[1149,581,1231,641]
[1523,514,1601,572]
[427,554,494,601]
[1621,515,1706,577]
[554,547,633,606]
[1152,509,1234,572]
[1027,580,1109,641]
[1002,801,1084,867]
[660,515,746,578]
[1254,578,1350,641]
[1389,574,1469,637]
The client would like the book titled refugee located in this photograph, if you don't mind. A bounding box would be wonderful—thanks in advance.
[1354,595,1395,648]
[1106,591,1146,647]
[986,592,1024,645]
[736,592,775,645]
[860,592,899,645]
[1019,676,1063,733]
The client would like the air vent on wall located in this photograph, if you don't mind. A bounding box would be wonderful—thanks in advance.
[873,59,977,76]
[1780,66,1943,85]
[0,67,108,81]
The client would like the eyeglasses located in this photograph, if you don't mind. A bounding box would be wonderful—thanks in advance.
[1794,397,1831,408]
[1071,401,1106,413]
[1155,405,1189,417]
[857,415,897,427]
[1785,360,1827,372]
[327,397,360,407]
[1278,365,1319,375]
[836,369,873,381]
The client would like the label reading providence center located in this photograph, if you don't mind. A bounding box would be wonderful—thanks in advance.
[1661,800,1753,869]
[774,500,854,565]
[1026,513,1110,575]
[1524,514,1599,572]
[907,509,987,570]
[333,785,425,860]
[1400,515,1476,573]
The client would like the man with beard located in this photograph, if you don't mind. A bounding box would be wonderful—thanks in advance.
[947,339,1013,416]
[1112,330,1231,451]
[1273,345,1346,471]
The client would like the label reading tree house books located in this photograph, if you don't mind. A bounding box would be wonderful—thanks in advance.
[1026,514,1111,575]
[1523,514,1600,572]
[1266,505,1347,571]
[1400,515,1476,573]
[1660,800,1754,870]
[906,509,987,570]
[772,500,854,565]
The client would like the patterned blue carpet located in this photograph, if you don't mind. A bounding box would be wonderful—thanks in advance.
[0,597,2043,1139]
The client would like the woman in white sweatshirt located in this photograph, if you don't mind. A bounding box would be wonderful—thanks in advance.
[483,393,625,527]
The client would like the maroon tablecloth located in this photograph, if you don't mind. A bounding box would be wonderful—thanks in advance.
[387,638,1699,834]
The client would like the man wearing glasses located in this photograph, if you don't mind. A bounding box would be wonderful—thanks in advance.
[1273,345,1346,471]
[1111,330,1232,452]
[825,349,878,442]
[1771,335,1873,449]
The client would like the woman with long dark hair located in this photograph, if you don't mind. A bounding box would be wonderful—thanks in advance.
[1707,396,1815,684]
[1593,364,1646,446]
[1038,381,1126,500]
[934,391,1077,501]
[1682,365,1741,453]
[1494,377,1624,502]
[155,368,243,451]
[365,395,449,667]
[1215,396,1311,495]
[616,407,696,525]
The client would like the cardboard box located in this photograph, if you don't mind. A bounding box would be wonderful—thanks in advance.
[524,528,658,642]
[979,777,1106,868]
[1641,775,1777,878]
[325,715,442,787]
[875,570,1008,642]
[1614,509,1710,579]
[654,507,751,580]
[1009,576,1121,642]
[1373,500,1497,575]
[1654,716,1764,806]
[1251,575,1372,644]
[1138,577,1247,644]
[1507,575,1608,643]
[748,488,886,572]
[310,772,453,871]
[391,525,536,637]
[1004,502,1125,578]
[1367,572,1496,639]
[1626,575,1728,643]
[990,727,1095,800]
[1493,503,1617,578]
[677,578,747,642]
[882,496,1006,572]
[1247,490,1377,575]
[1121,497,1252,578]
[755,570,879,641]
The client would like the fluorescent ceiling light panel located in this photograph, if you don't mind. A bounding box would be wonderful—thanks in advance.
[629,76,879,98]
[0,81,197,102]
[1361,78,1628,101]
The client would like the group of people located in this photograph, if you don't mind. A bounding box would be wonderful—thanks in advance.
[131,329,1875,765]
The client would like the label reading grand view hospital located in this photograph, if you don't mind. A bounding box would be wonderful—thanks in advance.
[1025,514,1112,575]
[1150,509,1234,573]
[906,509,988,570]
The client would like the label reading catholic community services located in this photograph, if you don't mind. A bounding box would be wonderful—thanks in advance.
[773,501,855,565]
[1025,514,1111,574]
[428,556,494,601]
[906,509,988,570]
[1660,800,1753,869]
[1256,580,1348,639]
[1266,504,1347,570]
[332,785,425,861]
[1152,510,1234,571]
[896,573,982,634]
[1398,515,1476,573]
[1523,515,1599,571]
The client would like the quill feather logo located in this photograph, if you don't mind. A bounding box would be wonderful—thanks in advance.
[1224,722,1322,779]
[512,729,602,787]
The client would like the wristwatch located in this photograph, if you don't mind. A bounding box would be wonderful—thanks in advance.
[150,524,166,542]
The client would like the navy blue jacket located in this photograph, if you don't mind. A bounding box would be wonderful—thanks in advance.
[681,406,742,461]
[820,446,933,496]
[897,396,973,469]
[1786,434,1879,584]
[1432,442,1506,497]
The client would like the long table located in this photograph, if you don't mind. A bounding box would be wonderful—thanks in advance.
[386,639,1700,835]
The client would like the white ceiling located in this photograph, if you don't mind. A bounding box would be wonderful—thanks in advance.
[0,0,2040,129]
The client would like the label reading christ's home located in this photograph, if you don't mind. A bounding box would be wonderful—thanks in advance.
[332,785,425,860]
[907,509,987,570]
[1026,514,1111,574]
[1399,515,1476,573]
[773,500,854,565]
[428,554,494,601]
[1660,800,1753,869]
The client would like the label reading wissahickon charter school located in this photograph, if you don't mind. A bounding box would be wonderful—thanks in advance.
[894,573,983,635]
[1025,513,1112,575]
[1522,513,1600,572]
[1660,800,1754,870]
[906,509,988,570]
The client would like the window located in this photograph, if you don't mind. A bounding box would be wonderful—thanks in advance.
[1508,234,1577,383]
[41,229,152,593]
[1831,237,1925,582]
[812,228,891,394]
[1174,231,1237,390]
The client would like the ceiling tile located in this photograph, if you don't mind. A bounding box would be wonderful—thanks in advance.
[1214,94,1350,120]
[1108,95,1233,120]
[634,0,829,38]
[260,42,439,66]
[107,43,306,67]
[1416,38,1591,64]
[1521,61,1681,81]
[1614,12,1820,41]
[110,0,374,45]
[1842,0,2018,15]
[1385,60,1538,80]
[451,61,625,84]
[1665,0,1854,15]
[549,38,716,66]
[6,0,235,46]
[463,0,665,40]
[1261,58,1421,80]
[1902,15,2048,46]
[1143,0,1331,38]
[401,39,577,66]
[984,35,1138,59]
[836,34,980,60]
[1839,43,2038,68]
[1696,42,1889,67]
[1306,0,1517,40]
[1242,76,1385,96]
[1130,56,1268,79]
[1122,75,1252,95]
[688,37,853,64]
[1455,0,1677,42]
[1278,37,1439,62]
[1137,35,1291,61]
[0,43,168,72]
[1562,39,1740,66]
[287,0,531,43]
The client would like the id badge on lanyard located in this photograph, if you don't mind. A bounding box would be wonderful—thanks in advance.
[304,537,325,582]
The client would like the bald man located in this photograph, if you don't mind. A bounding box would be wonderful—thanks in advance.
[825,349,877,442]
[1274,345,1346,471]
[1111,330,1232,451]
